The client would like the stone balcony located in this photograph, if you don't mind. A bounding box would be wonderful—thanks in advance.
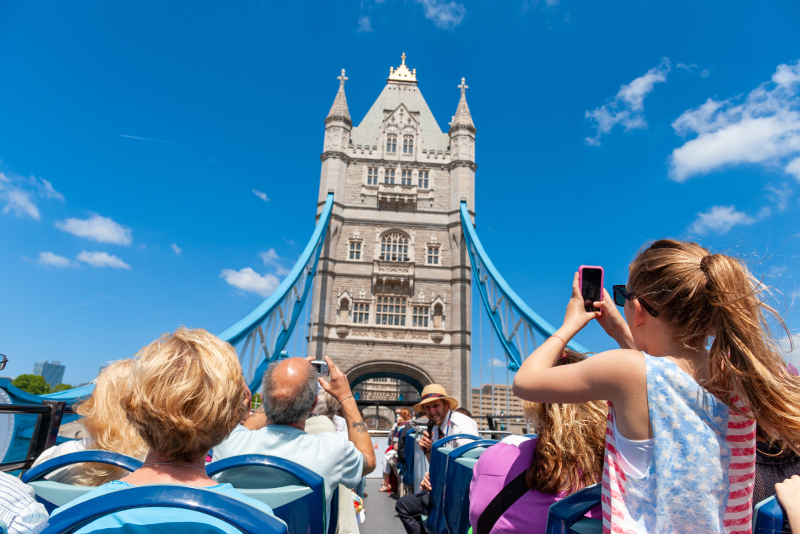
[378,183,417,209]
[372,260,415,295]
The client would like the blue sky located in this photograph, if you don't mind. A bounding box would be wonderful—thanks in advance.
[1,1,799,387]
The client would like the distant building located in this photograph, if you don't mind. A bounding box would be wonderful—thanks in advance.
[32,361,65,388]
[353,377,417,403]
[471,384,526,433]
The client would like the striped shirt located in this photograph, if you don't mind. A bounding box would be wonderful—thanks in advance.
[602,354,756,534]
[0,472,48,534]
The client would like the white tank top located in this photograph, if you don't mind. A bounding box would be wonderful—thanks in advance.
[611,406,654,479]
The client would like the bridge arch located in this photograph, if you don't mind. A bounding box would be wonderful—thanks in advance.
[346,360,433,394]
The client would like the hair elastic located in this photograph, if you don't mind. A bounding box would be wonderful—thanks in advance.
[700,255,712,275]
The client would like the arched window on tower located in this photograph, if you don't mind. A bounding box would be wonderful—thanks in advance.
[384,169,395,185]
[403,135,414,154]
[387,134,397,153]
[401,170,412,186]
[380,232,409,262]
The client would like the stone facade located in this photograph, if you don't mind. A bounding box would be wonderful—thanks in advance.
[309,57,477,408]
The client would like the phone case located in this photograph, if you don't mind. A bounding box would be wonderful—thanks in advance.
[578,265,604,310]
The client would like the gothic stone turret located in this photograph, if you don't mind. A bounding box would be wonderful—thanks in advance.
[311,55,476,408]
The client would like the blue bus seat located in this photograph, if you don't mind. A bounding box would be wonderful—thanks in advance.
[754,495,792,533]
[37,484,287,534]
[403,432,416,486]
[454,458,479,469]
[206,455,325,534]
[20,451,143,513]
[443,440,498,534]
[545,483,602,534]
[426,434,481,534]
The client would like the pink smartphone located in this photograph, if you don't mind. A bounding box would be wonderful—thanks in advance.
[578,265,604,312]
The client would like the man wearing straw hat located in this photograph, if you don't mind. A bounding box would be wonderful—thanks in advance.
[414,384,479,458]
[395,384,479,534]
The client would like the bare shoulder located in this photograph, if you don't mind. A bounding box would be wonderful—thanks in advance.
[580,349,645,382]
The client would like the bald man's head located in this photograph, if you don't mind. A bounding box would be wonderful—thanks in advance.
[262,357,318,425]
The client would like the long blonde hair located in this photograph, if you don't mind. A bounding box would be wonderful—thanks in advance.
[628,239,800,452]
[74,359,149,485]
[525,349,607,494]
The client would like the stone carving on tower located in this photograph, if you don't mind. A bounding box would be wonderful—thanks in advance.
[310,54,476,408]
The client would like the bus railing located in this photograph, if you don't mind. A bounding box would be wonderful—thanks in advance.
[0,401,71,473]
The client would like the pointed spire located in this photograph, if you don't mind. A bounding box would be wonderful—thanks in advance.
[449,77,475,134]
[326,69,352,127]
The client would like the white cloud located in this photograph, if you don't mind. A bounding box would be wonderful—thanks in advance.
[261,248,290,276]
[38,252,75,267]
[37,178,64,201]
[55,214,132,245]
[786,157,800,180]
[700,69,711,78]
[171,243,182,255]
[414,0,466,30]
[677,63,697,72]
[2,185,40,219]
[220,267,280,298]
[766,183,793,212]
[252,189,269,202]
[77,251,131,269]
[356,15,373,32]
[669,59,800,182]
[687,205,759,234]
[0,172,64,219]
[490,357,507,367]
[687,182,794,233]
[585,58,671,146]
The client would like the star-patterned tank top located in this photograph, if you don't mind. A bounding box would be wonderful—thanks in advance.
[601,353,756,534]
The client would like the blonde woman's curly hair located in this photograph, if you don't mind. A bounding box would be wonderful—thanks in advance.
[121,327,248,462]
[524,349,607,494]
[72,359,149,486]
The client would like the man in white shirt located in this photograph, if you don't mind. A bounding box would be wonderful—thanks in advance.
[395,384,479,534]
[0,470,48,534]
[213,356,376,531]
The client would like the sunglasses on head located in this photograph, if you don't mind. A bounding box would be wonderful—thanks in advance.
[612,285,660,317]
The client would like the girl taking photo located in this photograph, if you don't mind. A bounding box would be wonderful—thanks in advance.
[512,239,800,534]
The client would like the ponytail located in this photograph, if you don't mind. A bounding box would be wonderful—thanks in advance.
[628,240,800,453]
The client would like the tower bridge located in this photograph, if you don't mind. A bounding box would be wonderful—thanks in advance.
[311,54,476,407]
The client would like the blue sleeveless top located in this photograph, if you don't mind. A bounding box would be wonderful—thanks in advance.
[602,354,756,534]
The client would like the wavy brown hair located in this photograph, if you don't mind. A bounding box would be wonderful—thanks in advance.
[525,349,607,494]
[72,359,149,486]
[628,239,800,453]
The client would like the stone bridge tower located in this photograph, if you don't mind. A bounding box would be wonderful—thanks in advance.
[311,55,476,408]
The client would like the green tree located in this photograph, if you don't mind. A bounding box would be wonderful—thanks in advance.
[52,383,73,393]
[11,374,50,395]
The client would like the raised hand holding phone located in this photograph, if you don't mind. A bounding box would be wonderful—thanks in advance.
[561,272,602,335]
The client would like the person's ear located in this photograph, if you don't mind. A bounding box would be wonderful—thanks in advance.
[632,299,648,328]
